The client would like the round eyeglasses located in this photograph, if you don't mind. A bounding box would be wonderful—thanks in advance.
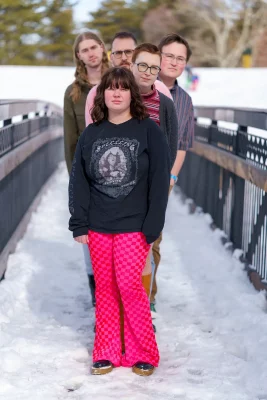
[134,62,161,75]
[161,52,186,65]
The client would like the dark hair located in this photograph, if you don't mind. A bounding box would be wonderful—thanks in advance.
[70,31,110,102]
[158,34,192,62]
[91,67,149,123]
[111,31,137,48]
[132,43,161,63]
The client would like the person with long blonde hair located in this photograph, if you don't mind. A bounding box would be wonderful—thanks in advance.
[64,31,110,306]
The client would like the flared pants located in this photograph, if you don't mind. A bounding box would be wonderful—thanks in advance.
[88,231,159,367]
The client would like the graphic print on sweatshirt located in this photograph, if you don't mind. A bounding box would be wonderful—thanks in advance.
[90,137,140,198]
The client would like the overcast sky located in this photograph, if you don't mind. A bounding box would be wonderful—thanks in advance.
[74,0,101,23]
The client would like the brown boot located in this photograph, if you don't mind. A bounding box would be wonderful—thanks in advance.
[91,360,113,375]
[132,362,155,376]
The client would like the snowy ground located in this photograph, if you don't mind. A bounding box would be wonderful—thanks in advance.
[1,164,267,400]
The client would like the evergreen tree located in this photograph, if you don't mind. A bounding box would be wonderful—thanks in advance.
[0,0,76,65]
[40,0,76,66]
[0,0,45,65]
[86,0,147,45]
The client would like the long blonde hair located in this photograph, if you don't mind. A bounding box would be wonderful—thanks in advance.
[70,31,110,102]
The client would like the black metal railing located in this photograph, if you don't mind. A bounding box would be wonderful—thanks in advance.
[0,100,62,157]
[178,106,267,284]
[0,99,64,277]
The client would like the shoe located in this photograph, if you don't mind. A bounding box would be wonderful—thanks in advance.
[91,360,113,375]
[150,302,157,319]
[152,323,156,333]
[132,362,155,376]
[88,274,96,307]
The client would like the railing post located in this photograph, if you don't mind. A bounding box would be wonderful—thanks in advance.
[236,125,248,158]
[210,119,217,144]
[231,175,245,249]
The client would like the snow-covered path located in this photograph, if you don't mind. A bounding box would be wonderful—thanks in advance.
[1,165,267,400]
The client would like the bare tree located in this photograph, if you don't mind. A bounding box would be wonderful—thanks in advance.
[252,27,267,66]
[141,5,178,43]
[173,0,267,67]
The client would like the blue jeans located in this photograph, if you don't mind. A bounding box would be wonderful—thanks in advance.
[82,243,93,275]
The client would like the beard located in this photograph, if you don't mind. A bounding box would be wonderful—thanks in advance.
[116,60,131,69]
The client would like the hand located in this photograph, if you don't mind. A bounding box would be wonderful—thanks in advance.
[74,235,89,244]
[170,178,175,186]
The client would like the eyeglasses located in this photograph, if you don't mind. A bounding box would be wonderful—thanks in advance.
[161,52,186,65]
[111,50,134,59]
[134,62,161,75]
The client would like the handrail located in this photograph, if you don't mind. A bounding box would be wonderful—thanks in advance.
[192,106,267,177]
[192,141,267,192]
[194,106,267,131]
[0,99,63,122]
[0,99,63,158]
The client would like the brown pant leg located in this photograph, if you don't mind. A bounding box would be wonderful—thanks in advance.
[142,273,152,297]
[151,231,163,303]
[151,185,173,303]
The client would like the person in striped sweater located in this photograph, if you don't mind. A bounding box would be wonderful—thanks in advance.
[129,44,181,315]
[85,40,179,317]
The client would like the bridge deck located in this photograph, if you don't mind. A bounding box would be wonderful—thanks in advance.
[0,164,266,400]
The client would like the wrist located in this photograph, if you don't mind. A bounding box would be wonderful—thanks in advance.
[170,174,178,183]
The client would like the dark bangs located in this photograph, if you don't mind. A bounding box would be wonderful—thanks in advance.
[104,68,131,90]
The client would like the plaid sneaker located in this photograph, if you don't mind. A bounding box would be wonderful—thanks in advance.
[150,302,157,319]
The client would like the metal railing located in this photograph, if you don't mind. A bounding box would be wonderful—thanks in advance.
[178,106,267,285]
[0,99,62,157]
[0,99,64,278]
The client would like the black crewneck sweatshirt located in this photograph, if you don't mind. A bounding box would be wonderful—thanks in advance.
[68,117,170,244]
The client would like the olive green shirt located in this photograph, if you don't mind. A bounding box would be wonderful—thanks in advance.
[63,83,91,173]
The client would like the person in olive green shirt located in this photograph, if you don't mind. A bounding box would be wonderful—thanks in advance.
[64,31,109,305]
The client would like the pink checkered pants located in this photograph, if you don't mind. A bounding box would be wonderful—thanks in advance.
[88,231,159,368]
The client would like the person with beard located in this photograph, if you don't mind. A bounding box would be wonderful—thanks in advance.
[110,31,136,69]
[64,32,110,306]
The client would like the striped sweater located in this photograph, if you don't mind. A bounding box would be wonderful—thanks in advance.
[142,88,160,126]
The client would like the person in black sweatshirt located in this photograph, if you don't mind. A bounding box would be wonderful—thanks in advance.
[68,67,170,376]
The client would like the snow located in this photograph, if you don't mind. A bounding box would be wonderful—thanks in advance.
[0,65,75,108]
[181,68,267,110]
[1,164,267,400]
[1,66,267,109]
